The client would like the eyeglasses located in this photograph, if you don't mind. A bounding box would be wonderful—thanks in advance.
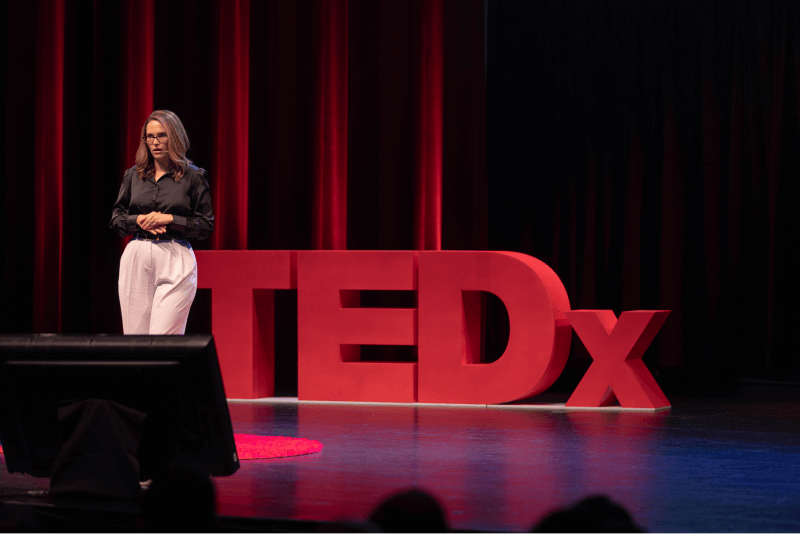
[144,133,168,144]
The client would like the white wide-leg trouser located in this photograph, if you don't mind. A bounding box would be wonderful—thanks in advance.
[118,238,197,335]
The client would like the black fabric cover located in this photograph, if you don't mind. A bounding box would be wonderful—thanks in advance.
[49,399,146,500]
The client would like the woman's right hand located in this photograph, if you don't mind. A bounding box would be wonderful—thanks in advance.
[137,214,167,235]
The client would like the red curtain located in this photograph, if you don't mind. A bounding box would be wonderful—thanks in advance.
[414,0,443,251]
[121,0,154,168]
[32,0,65,333]
[212,0,249,251]
[5,0,484,331]
[442,0,488,252]
[8,0,797,384]
[312,0,349,250]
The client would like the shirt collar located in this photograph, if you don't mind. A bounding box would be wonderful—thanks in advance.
[150,168,176,183]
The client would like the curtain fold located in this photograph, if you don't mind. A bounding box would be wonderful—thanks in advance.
[657,96,684,368]
[414,0,444,251]
[33,0,65,333]
[441,0,488,251]
[121,0,154,167]
[212,0,250,251]
[313,0,349,250]
[248,0,316,251]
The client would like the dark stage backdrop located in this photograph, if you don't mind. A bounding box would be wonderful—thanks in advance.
[3,0,798,394]
[488,0,800,387]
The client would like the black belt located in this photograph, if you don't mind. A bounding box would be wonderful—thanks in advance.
[134,232,180,241]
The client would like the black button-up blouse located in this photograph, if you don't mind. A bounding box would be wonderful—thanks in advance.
[110,165,214,240]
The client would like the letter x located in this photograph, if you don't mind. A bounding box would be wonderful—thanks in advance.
[564,310,671,409]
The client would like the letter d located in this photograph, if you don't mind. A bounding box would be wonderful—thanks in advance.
[418,251,571,404]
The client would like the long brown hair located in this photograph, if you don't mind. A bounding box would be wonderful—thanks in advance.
[135,110,192,181]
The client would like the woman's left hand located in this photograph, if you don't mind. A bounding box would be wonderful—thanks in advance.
[140,211,174,230]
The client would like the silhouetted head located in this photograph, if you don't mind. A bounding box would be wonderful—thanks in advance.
[311,520,381,532]
[532,495,643,533]
[141,458,217,532]
[369,488,448,532]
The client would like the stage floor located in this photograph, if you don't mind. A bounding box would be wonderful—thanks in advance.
[217,394,800,532]
[2,394,800,532]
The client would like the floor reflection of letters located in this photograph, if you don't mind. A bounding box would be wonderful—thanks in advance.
[215,402,670,531]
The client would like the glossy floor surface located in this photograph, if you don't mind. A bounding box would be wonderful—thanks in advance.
[2,395,800,532]
[220,396,800,532]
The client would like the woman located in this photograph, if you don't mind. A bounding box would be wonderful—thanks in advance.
[110,110,214,334]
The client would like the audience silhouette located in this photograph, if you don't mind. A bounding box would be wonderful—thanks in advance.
[531,495,643,533]
[369,488,448,532]
[2,467,645,533]
[140,458,218,532]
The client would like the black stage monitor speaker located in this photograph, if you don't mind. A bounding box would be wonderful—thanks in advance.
[0,334,239,496]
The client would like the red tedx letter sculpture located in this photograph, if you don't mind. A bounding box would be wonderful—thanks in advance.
[297,251,418,402]
[565,310,670,409]
[418,251,573,404]
[195,251,294,399]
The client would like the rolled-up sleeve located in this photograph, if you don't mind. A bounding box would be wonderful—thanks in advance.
[109,168,140,236]
[169,169,214,240]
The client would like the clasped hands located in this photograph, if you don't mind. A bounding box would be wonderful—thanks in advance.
[137,212,174,235]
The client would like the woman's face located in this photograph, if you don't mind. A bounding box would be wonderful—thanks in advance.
[145,120,170,162]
